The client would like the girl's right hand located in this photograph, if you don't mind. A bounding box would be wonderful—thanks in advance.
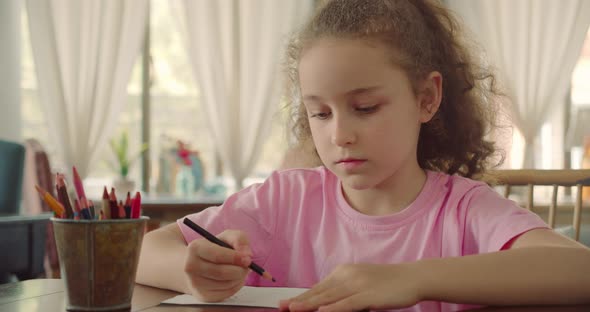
[183,229,253,302]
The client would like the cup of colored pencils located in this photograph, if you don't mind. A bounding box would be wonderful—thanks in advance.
[36,166,149,311]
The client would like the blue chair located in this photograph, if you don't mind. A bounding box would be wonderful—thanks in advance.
[0,140,25,214]
[0,140,50,283]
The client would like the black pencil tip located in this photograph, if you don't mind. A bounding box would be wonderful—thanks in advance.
[272,278,276,282]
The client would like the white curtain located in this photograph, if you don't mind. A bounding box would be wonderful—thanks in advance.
[181,0,313,188]
[25,0,148,178]
[447,0,590,168]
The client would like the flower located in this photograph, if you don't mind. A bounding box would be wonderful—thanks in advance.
[177,140,193,166]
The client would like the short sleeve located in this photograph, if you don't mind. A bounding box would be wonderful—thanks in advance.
[176,171,285,262]
[462,185,549,255]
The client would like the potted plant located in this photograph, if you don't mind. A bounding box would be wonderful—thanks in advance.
[109,131,148,196]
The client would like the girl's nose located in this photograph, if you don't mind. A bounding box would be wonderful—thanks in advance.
[330,117,356,146]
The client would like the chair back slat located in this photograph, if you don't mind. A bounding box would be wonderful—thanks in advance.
[526,184,534,210]
[573,184,582,240]
[491,169,590,186]
[548,184,558,228]
[488,169,590,242]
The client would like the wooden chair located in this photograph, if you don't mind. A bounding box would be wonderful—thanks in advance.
[487,169,590,242]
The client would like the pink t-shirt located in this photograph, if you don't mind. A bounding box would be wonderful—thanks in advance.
[178,167,548,311]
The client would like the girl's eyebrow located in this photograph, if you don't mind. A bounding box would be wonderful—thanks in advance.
[302,86,383,102]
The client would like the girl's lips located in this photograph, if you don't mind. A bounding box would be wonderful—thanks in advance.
[336,159,366,170]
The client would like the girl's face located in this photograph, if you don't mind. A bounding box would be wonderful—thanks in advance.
[298,38,440,190]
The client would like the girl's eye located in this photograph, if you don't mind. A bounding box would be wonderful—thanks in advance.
[356,105,378,114]
[310,112,331,120]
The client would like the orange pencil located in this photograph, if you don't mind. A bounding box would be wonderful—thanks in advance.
[35,185,65,218]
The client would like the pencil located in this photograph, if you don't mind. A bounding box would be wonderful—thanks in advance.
[131,192,141,219]
[34,185,65,218]
[72,166,86,200]
[73,199,81,220]
[79,197,91,219]
[101,186,111,219]
[88,200,96,219]
[55,173,74,218]
[109,188,118,219]
[124,192,131,218]
[182,218,275,282]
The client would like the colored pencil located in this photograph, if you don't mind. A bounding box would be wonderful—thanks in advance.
[102,187,111,219]
[79,197,91,219]
[124,192,131,218]
[35,185,65,218]
[88,200,96,219]
[72,166,87,200]
[118,200,126,218]
[182,218,275,282]
[109,188,118,219]
[131,192,141,219]
[73,199,81,220]
[55,174,74,218]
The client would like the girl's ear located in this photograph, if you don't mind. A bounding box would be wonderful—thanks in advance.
[418,71,442,123]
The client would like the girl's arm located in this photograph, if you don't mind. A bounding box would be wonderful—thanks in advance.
[136,223,192,294]
[282,229,590,311]
[136,222,252,301]
[421,228,590,305]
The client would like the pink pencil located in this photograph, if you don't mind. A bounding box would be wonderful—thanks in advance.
[72,166,86,200]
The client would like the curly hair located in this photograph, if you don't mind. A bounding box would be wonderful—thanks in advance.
[284,0,504,178]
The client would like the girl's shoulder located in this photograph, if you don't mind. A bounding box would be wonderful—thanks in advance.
[426,170,506,210]
[427,170,491,194]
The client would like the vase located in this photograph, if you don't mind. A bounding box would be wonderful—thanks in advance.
[113,177,136,198]
[175,166,194,197]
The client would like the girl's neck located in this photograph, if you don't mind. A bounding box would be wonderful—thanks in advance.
[341,164,428,216]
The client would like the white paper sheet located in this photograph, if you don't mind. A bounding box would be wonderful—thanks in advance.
[161,286,309,308]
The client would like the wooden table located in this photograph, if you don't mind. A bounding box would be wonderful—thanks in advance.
[1,279,590,312]
[0,279,269,312]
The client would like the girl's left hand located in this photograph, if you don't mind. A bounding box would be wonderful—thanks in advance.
[279,263,423,312]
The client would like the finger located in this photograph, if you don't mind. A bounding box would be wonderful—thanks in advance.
[317,293,370,312]
[195,280,245,302]
[286,276,334,303]
[289,285,351,312]
[197,261,250,281]
[190,273,246,292]
[189,239,251,267]
[218,230,252,256]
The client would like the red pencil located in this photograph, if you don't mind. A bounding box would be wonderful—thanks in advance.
[101,186,111,219]
[72,166,87,200]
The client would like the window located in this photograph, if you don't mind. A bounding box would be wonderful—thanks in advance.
[569,27,590,169]
[20,0,288,197]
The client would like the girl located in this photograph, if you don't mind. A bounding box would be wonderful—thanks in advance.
[136,0,590,311]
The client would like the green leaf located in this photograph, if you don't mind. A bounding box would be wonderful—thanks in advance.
[108,131,149,178]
